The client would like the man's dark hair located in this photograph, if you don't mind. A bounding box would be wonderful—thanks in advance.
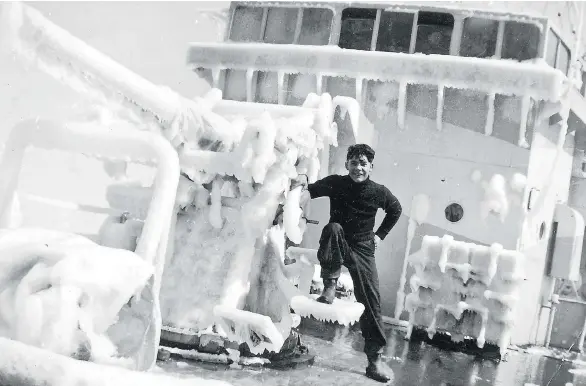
[347,144,375,163]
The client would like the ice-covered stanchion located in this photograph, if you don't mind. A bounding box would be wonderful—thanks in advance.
[395,194,430,319]
[0,119,180,371]
[1,2,238,151]
[0,228,153,363]
[283,186,305,245]
[405,235,525,356]
[159,92,345,356]
[1,0,360,366]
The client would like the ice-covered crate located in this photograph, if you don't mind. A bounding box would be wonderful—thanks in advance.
[405,235,525,356]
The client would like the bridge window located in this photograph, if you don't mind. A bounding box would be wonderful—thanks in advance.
[414,12,453,55]
[406,84,438,120]
[255,71,279,104]
[443,88,489,133]
[376,11,414,53]
[298,8,333,45]
[501,21,540,61]
[229,6,263,42]
[460,18,498,58]
[492,95,534,147]
[285,74,317,106]
[223,70,248,102]
[339,8,377,51]
[230,6,333,45]
[546,29,571,75]
[264,7,298,44]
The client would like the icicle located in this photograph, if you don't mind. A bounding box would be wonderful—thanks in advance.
[211,68,222,89]
[438,235,453,273]
[332,96,360,142]
[449,16,464,56]
[355,77,363,106]
[436,84,445,131]
[283,186,304,244]
[209,177,223,229]
[277,71,285,105]
[316,74,323,95]
[289,295,364,326]
[495,21,505,58]
[476,308,488,348]
[398,81,407,130]
[487,243,503,285]
[246,68,254,102]
[405,314,414,340]
[426,306,439,339]
[498,328,511,358]
[485,93,496,136]
[395,193,430,319]
[518,96,531,148]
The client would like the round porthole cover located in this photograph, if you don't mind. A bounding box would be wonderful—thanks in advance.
[445,203,464,223]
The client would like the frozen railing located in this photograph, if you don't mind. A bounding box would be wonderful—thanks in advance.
[188,44,564,99]
[0,119,180,370]
[403,235,525,356]
[188,42,567,148]
[1,2,237,150]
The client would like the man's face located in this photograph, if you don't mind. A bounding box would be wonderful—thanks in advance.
[345,154,373,183]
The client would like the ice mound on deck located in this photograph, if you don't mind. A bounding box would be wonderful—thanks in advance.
[405,235,525,355]
[0,228,153,363]
[158,92,344,354]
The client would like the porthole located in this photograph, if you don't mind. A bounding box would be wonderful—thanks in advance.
[445,203,464,223]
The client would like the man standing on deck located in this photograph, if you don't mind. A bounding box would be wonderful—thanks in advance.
[293,144,402,383]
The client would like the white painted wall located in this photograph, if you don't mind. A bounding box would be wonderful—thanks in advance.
[513,123,576,345]
[304,85,532,320]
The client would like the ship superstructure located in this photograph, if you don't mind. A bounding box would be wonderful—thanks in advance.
[188,1,586,352]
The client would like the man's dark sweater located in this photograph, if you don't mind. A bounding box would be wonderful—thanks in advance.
[308,175,402,242]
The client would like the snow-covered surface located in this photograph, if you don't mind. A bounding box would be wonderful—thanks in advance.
[405,235,525,355]
[0,336,232,386]
[187,43,566,100]
[290,295,364,325]
[2,0,364,364]
[159,89,339,353]
[480,174,511,222]
[0,119,179,369]
[0,228,153,365]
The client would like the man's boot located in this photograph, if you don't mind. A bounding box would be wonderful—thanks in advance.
[316,278,337,304]
[365,353,393,383]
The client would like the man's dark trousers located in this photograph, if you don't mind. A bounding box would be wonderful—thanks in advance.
[317,222,387,356]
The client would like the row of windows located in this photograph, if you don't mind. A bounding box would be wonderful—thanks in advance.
[229,6,542,61]
[546,29,571,75]
[230,7,332,45]
[338,9,540,61]
[221,70,535,148]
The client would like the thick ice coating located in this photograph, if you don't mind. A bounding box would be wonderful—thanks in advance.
[0,228,153,364]
[405,235,525,356]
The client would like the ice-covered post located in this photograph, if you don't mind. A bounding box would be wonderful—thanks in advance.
[1,2,238,151]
